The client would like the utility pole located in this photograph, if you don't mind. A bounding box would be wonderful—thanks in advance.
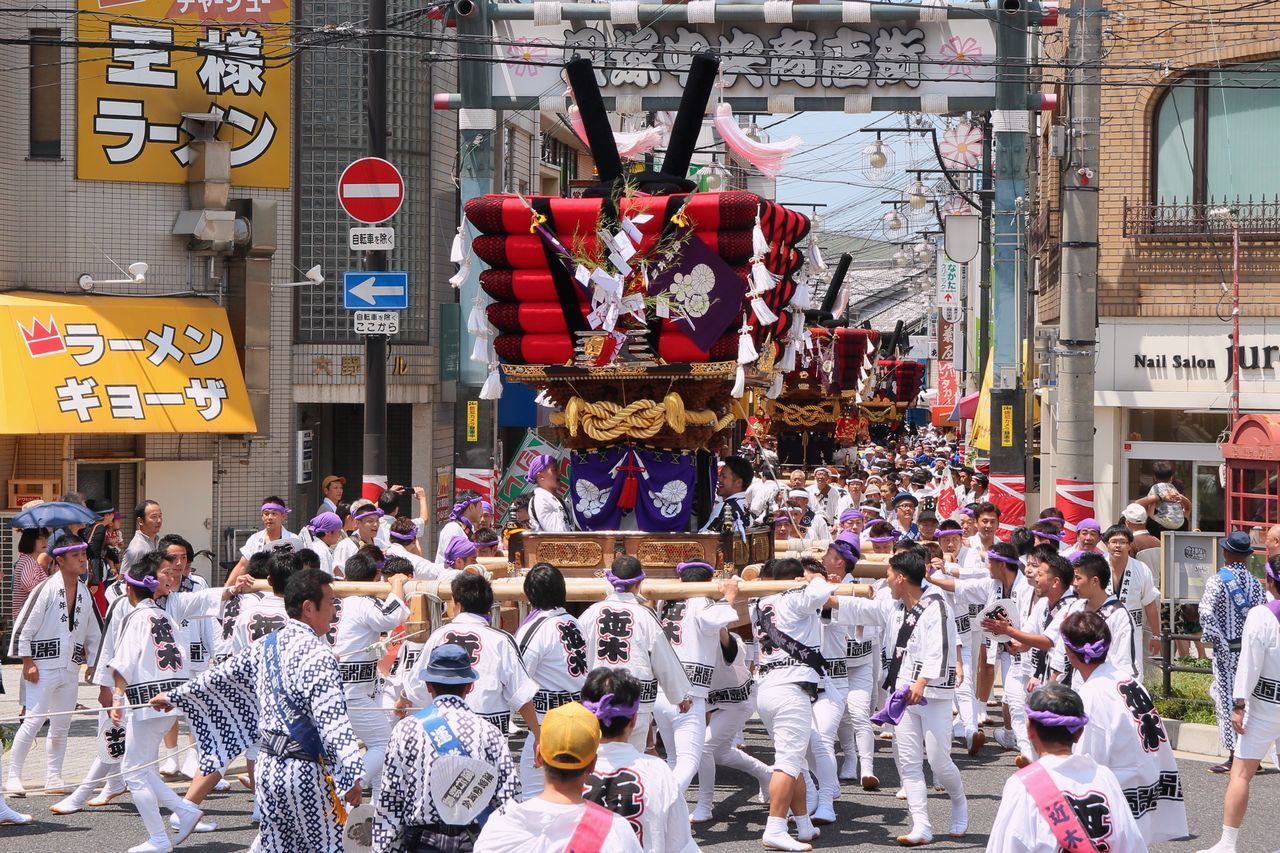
[977,122,994,387]
[988,0,1032,529]
[361,0,389,502]
[1054,0,1102,529]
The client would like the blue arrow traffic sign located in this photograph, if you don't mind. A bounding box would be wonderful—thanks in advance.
[343,271,409,310]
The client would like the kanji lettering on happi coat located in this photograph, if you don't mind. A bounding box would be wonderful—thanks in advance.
[584,768,648,842]
[557,622,588,677]
[1117,680,1169,753]
[442,631,483,666]
[595,608,634,664]
[659,602,686,646]
[150,615,184,672]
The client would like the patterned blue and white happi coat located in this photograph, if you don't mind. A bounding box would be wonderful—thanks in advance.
[173,618,363,852]
[373,693,519,852]
[1199,561,1267,750]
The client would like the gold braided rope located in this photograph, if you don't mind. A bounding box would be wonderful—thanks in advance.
[768,399,839,427]
[549,393,726,442]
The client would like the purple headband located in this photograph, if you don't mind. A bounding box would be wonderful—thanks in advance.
[772,514,792,526]
[839,509,864,523]
[526,454,556,484]
[1077,518,1101,532]
[307,512,343,535]
[480,501,493,514]
[1035,529,1065,542]
[868,531,901,543]
[1267,560,1280,583]
[581,692,641,725]
[936,528,964,537]
[124,572,161,591]
[352,506,384,521]
[261,502,291,514]
[830,538,860,565]
[676,560,713,577]
[475,536,501,548]
[389,525,420,542]
[51,540,89,556]
[987,550,1021,567]
[442,536,478,564]
[604,566,645,591]
[957,508,975,518]
[1063,636,1109,664]
[1026,707,1089,733]
[451,496,482,520]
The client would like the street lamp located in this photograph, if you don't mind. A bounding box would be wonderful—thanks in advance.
[882,208,908,240]
[912,238,935,267]
[893,248,912,268]
[907,178,928,210]
[862,136,892,181]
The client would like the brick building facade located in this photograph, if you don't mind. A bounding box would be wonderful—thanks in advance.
[1033,1,1280,527]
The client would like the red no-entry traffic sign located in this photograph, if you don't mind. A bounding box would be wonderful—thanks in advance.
[338,157,405,224]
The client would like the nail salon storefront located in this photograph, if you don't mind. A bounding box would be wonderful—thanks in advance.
[1041,318,1280,528]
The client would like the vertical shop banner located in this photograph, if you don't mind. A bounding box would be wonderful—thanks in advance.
[77,0,291,187]
[932,310,959,427]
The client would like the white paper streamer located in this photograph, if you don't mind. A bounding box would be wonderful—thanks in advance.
[479,367,502,400]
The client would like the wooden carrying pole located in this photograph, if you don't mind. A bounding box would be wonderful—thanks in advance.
[250,578,874,601]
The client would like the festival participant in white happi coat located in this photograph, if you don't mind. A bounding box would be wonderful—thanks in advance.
[374,643,519,852]
[803,548,853,824]
[386,537,474,697]
[806,467,850,527]
[1101,524,1161,681]
[6,530,104,798]
[225,497,304,579]
[580,556,692,752]
[300,512,346,577]
[333,501,385,578]
[749,557,836,851]
[386,517,446,579]
[929,540,1031,757]
[103,552,247,851]
[401,573,540,744]
[654,560,741,792]
[580,668,698,853]
[475,703,641,853]
[836,553,881,790]
[156,533,215,781]
[526,454,569,533]
[986,683,1147,853]
[1195,555,1280,853]
[692,631,773,824]
[435,491,485,565]
[514,564,589,800]
[330,549,408,792]
[231,552,298,652]
[984,546,1079,696]
[1062,611,1188,844]
[1069,554,1139,682]
[155,567,364,853]
[836,547,966,846]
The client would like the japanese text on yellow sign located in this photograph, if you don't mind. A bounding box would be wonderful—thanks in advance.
[77,0,291,188]
[466,401,479,442]
[1000,404,1013,447]
[0,292,256,434]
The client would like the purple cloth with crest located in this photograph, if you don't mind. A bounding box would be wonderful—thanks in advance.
[634,450,697,533]
[647,233,746,351]
[568,448,628,531]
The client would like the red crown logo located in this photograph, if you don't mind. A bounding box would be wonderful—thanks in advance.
[18,316,64,357]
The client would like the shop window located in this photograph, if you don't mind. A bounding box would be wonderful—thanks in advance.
[1126,409,1228,444]
[29,29,60,159]
[1153,63,1280,205]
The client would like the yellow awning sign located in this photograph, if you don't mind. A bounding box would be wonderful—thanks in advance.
[0,292,256,434]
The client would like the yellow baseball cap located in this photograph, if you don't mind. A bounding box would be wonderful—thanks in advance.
[538,702,601,770]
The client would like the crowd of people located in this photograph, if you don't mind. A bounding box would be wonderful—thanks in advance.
[0,436,1276,853]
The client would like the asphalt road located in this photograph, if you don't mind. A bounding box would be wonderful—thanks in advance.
[2,679,1277,853]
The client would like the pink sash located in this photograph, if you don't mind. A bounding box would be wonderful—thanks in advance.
[566,801,615,852]
[1016,762,1101,853]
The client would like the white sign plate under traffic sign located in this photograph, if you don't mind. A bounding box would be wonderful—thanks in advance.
[353,311,400,336]
[941,305,964,324]
[350,227,395,251]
